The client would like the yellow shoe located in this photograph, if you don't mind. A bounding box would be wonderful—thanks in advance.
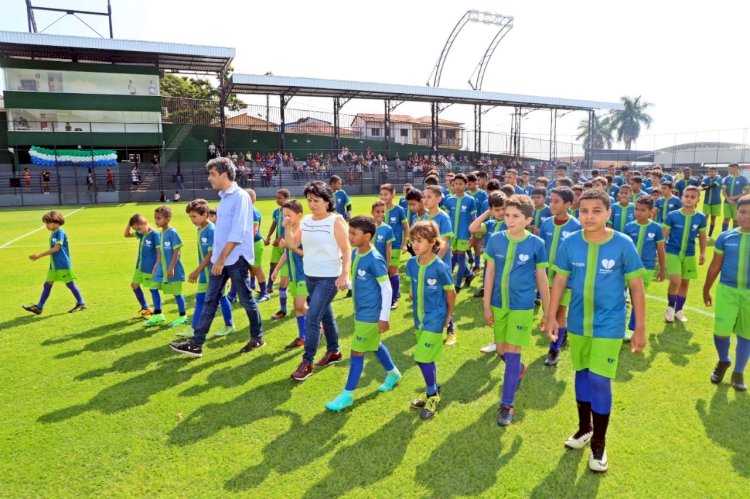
[445,334,456,346]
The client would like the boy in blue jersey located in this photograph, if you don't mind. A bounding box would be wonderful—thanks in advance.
[701,166,723,238]
[721,163,749,231]
[444,173,478,292]
[272,200,309,349]
[469,171,490,273]
[539,187,582,366]
[23,210,86,315]
[531,188,552,235]
[546,189,646,473]
[179,200,234,338]
[674,167,698,196]
[662,186,708,323]
[571,185,584,219]
[604,175,619,199]
[407,221,456,420]
[653,181,682,224]
[325,216,401,412]
[609,185,635,232]
[371,200,395,264]
[264,189,290,316]
[704,195,750,391]
[406,187,427,225]
[329,175,352,221]
[148,206,188,328]
[246,189,271,303]
[469,191,507,306]
[380,183,410,309]
[124,213,159,318]
[483,195,550,426]
[624,196,666,339]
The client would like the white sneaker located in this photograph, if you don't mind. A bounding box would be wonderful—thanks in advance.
[675,310,688,322]
[564,430,593,450]
[624,330,632,342]
[589,448,609,472]
[664,306,675,323]
[480,342,497,354]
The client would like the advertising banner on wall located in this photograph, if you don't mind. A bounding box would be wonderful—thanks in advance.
[3,68,159,96]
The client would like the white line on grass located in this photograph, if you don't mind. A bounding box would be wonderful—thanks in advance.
[0,207,85,249]
[645,293,713,318]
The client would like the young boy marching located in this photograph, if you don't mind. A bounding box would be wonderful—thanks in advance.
[380,183,410,309]
[124,213,160,318]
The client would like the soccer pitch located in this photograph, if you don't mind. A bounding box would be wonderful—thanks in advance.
[1,197,747,497]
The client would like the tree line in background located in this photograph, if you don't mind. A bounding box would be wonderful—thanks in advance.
[577,96,654,151]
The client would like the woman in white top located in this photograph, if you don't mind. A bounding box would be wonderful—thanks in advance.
[285,181,351,381]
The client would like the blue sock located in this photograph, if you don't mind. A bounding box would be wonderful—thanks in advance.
[258,281,266,295]
[447,316,454,334]
[451,253,458,273]
[175,295,186,315]
[37,282,52,309]
[150,289,162,313]
[389,275,400,302]
[735,336,750,374]
[628,306,636,331]
[722,221,729,233]
[279,287,288,313]
[675,295,686,312]
[220,295,233,326]
[345,355,364,391]
[133,287,149,309]
[502,352,521,407]
[551,327,566,352]
[192,293,205,329]
[228,283,236,301]
[375,343,395,372]
[709,224,715,237]
[267,274,274,291]
[667,294,677,308]
[714,335,731,363]
[66,282,84,305]
[498,353,506,362]
[474,252,481,270]
[418,362,438,395]
[467,248,474,264]
[574,369,592,402]
[296,314,306,339]
[250,276,256,289]
[456,253,468,283]
[589,372,612,415]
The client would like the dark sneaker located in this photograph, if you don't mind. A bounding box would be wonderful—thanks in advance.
[410,397,426,409]
[534,299,542,307]
[420,393,441,421]
[345,290,352,298]
[169,341,202,358]
[315,350,343,367]
[710,361,732,384]
[517,363,528,390]
[463,273,475,288]
[473,288,484,298]
[731,372,747,391]
[390,301,399,310]
[497,404,514,427]
[239,338,265,354]
[285,337,305,350]
[271,310,287,320]
[291,360,314,381]
[22,304,43,315]
[68,303,87,313]
[544,350,560,366]
[454,285,462,294]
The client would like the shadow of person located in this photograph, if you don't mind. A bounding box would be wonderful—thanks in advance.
[75,344,173,380]
[648,323,701,367]
[42,319,135,346]
[696,388,750,477]
[519,354,567,411]
[615,340,657,382]
[529,448,602,498]
[415,406,522,497]
[437,353,496,409]
[0,311,69,332]
[54,321,160,359]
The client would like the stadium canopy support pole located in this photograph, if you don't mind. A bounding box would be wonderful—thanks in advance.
[431,102,438,153]
[384,100,391,159]
[549,109,557,162]
[474,104,482,155]
[586,109,595,169]
[280,94,287,154]
[333,97,340,155]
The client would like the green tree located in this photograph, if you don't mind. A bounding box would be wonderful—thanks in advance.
[160,71,245,124]
[610,96,653,150]
[576,114,613,150]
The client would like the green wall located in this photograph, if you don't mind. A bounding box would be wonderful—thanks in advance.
[8,131,161,147]
[0,57,159,75]
[4,91,161,112]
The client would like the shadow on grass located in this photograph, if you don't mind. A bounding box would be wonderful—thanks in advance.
[520,354,567,411]
[696,387,750,477]
[0,312,67,331]
[417,406,522,497]
[438,353,496,410]
[42,319,138,346]
[75,344,174,380]
[530,449,602,498]
[52,320,154,358]
[648,322,701,366]
[616,340,656,382]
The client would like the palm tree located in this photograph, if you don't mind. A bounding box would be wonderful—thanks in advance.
[576,114,613,150]
[610,96,653,150]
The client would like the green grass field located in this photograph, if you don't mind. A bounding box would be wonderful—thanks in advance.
[1,196,747,497]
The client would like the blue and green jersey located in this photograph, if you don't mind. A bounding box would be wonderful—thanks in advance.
[444,194,477,240]
[196,223,215,284]
[654,196,682,224]
[539,215,582,282]
[134,229,159,274]
[480,218,507,247]
[714,229,749,289]
[624,220,664,270]
[272,207,286,239]
[385,204,407,248]
[468,188,488,210]
[285,244,305,283]
[351,248,390,322]
[663,209,707,257]
[675,177,699,197]
[49,228,72,270]
[610,203,635,232]
[374,223,395,259]
[252,207,263,242]
[334,189,352,217]
[701,175,723,205]
[532,206,552,229]
[421,210,454,268]
[406,255,453,333]
[155,227,185,283]
[723,175,748,198]
[484,230,548,310]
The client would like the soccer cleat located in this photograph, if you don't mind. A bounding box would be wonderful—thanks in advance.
[675,310,688,322]
[291,360,314,381]
[22,304,43,315]
[271,310,287,320]
[445,334,456,346]
[454,285,462,294]
[731,372,747,392]
[390,301,399,310]
[497,404,514,427]
[463,273,475,288]
[175,327,194,338]
[316,350,343,367]
[410,397,426,409]
[710,361,732,384]
[624,330,633,342]
[325,391,354,412]
[239,338,265,354]
[345,290,352,298]
[420,393,441,421]
[473,288,484,298]
[214,325,235,337]
[68,303,87,313]
[534,298,542,307]
[480,342,497,354]
[144,313,166,327]
[517,363,528,390]
[256,294,272,303]
[544,350,560,366]
[169,341,202,358]
[167,316,188,328]
[664,306,675,323]
[378,370,402,392]
[565,429,593,450]
[137,308,153,319]
[285,337,305,350]
[589,447,609,472]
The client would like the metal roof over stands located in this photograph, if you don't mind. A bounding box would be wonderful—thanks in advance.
[231,73,623,111]
[0,31,234,73]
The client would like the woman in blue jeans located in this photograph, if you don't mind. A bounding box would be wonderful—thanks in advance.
[285,181,351,381]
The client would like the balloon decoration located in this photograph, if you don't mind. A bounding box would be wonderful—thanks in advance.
[29,146,118,167]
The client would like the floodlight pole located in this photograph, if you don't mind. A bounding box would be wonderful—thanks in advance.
[26,0,114,38]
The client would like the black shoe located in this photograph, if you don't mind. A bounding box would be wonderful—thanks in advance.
[463,273,475,288]
[497,404,514,427]
[731,372,747,391]
[710,361,732,384]
[544,350,560,366]
[240,337,265,354]
[22,304,43,315]
[534,299,542,307]
[68,303,87,313]
[169,341,202,358]
[345,290,352,298]
[454,286,461,294]
[473,288,484,298]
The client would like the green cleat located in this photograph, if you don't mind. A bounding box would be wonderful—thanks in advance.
[325,391,354,412]
[420,393,441,421]
[378,369,402,392]
[214,325,235,337]
[167,316,189,328]
[143,313,166,327]
[175,327,194,338]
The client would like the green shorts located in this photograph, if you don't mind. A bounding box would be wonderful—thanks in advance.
[641,270,653,291]
[197,282,208,293]
[703,203,722,217]
[131,269,154,287]
[277,263,289,279]
[289,280,308,298]
[666,253,697,280]
[153,280,183,295]
[253,240,265,267]
[389,248,402,267]
[451,238,470,252]
[550,287,571,307]
[723,202,737,219]
[492,307,534,347]
[414,329,444,363]
[46,268,77,283]
[714,283,750,338]
[351,321,382,352]
[270,245,283,264]
[568,333,624,379]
